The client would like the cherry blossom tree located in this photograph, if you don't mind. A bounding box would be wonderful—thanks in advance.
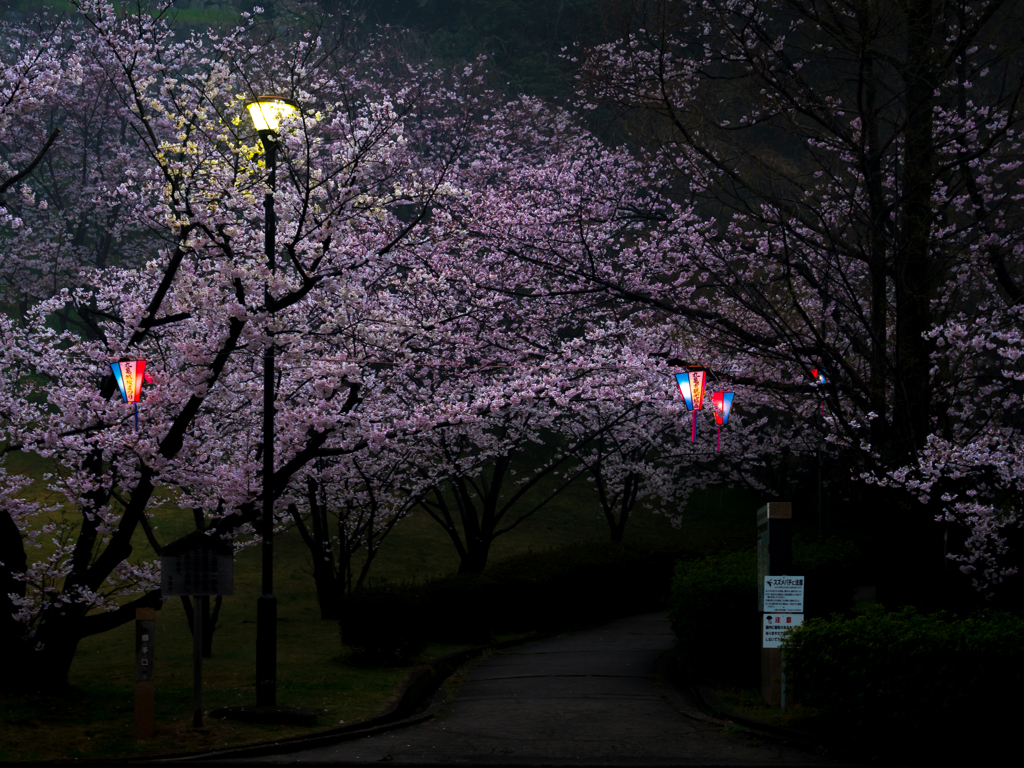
[548,0,1024,603]
[0,0,473,690]
[284,434,438,619]
[563,368,709,542]
[0,26,160,319]
[0,11,84,690]
[399,363,613,576]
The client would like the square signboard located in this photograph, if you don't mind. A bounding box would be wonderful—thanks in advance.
[763,613,804,648]
[161,531,234,597]
[763,575,804,612]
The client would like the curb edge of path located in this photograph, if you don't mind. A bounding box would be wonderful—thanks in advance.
[142,632,543,763]
[650,652,824,753]
[652,654,872,767]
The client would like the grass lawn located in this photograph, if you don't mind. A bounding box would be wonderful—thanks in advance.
[706,685,820,732]
[1,445,760,760]
[0,518,473,761]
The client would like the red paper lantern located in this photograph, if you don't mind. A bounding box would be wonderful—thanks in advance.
[710,391,735,452]
[674,368,708,442]
[111,359,146,403]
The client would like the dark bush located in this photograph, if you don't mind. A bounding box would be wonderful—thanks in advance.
[669,549,758,685]
[792,535,860,618]
[668,536,861,685]
[338,580,430,666]
[783,607,1024,758]
[422,543,678,641]
[339,543,683,655]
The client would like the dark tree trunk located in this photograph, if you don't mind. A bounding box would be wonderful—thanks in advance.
[286,478,344,620]
[0,511,29,691]
[894,0,939,465]
[312,560,341,620]
[457,537,492,575]
[181,594,222,658]
[308,477,341,620]
[594,466,639,543]
[6,605,90,693]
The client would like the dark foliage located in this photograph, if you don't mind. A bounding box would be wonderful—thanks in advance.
[783,607,1024,760]
[339,542,682,663]
[339,580,432,665]
[668,537,861,685]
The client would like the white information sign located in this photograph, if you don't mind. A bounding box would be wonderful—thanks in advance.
[763,613,804,648]
[763,575,805,612]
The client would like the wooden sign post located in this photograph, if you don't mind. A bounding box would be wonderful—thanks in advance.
[757,502,794,707]
[161,532,233,730]
[134,607,155,739]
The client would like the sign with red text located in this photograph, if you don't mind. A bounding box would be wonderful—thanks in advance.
[763,613,804,648]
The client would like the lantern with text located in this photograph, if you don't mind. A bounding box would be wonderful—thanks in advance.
[710,391,734,452]
[674,369,707,442]
[111,359,147,430]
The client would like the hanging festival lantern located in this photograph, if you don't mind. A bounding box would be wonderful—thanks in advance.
[710,391,735,452]
[111,359,147,430]
[811,367,828,416]
[674,368,707,442]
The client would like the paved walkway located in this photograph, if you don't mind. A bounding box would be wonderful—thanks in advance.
[237,611,835,766]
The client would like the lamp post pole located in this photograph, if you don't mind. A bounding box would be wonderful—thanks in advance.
[246,95,297,708]
[256,126,278,707]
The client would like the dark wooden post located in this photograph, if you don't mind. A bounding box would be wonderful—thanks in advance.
[135,607,155,739]
[758,502,792,706]
[193,596,204,729]
[161,532,233,728]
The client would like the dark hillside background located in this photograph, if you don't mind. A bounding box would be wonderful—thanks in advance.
[0,1,608,97]
[359,0,606,98]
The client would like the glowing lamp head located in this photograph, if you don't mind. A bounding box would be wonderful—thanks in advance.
[711,391,734,425]
[111,359,146,403]
[245,96,299,133]
[811,368,828,385]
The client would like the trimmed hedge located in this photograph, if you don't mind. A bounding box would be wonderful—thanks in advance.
[338,580,431,665]
[782,607,1024,756]
[668,536,860,684]
[669,550,758,684]
[339,543,683,664]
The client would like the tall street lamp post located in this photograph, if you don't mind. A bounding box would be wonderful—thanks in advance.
[245,96,299,708]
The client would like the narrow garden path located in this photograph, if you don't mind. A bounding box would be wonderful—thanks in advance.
[236,611,837,766]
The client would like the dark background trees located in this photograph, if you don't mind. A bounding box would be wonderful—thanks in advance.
[567,0,1024,608]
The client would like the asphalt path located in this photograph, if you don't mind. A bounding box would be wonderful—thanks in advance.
[229,611,835,767]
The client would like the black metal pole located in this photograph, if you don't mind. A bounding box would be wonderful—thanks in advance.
[256,132,278,708]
